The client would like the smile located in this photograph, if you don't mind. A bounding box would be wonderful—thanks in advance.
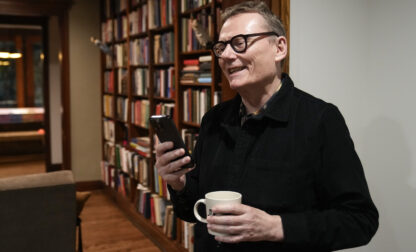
[228,66,246,74]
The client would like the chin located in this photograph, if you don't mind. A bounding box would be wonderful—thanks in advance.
[228,78,255,92]
[227,77,246,90]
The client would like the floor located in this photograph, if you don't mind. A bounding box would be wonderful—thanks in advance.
[81,190,162,252]
[0,156,45,178]
[0,158,162,252]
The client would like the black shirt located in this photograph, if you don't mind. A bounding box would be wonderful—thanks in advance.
[169,73,378,251]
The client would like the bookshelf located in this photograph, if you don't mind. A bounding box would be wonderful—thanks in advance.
[99,1,289,251]
[100,0,219,251]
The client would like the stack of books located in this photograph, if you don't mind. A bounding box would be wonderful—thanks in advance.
[197,55,212,84]
[180,55,212,85]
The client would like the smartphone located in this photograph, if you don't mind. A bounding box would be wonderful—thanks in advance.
[150,115,194,169]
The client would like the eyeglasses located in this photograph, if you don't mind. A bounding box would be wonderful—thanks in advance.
[212,32,279,58]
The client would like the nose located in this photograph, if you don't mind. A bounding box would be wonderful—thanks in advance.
[220,43,237,59]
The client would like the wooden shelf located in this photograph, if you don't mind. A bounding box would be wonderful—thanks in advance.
[154,62,174,67]
[100,1,223,251]
[104,186,187,252]
[130,32,148,39]
[153,96,175,102]
[180,82,212,87]
[181,121,200,128]
[180,49,212,56]
[181,4,212,16]
[150,24,174,33]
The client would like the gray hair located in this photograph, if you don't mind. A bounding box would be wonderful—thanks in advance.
[221,1,286,37]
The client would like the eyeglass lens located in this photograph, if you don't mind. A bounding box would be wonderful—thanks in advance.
[213,35,246,57]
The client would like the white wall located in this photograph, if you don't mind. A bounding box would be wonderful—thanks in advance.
[69,0,102,181]
[290,1,416,251]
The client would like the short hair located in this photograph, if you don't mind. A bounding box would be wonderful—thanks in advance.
[221,1,286,38]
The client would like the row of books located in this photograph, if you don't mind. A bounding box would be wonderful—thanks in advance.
[115,142,150,184]
[155,102,175,118]
[148,0,176,29]
[132,99,150,128]
[104,141,115,165]
[181,0,212,12]
[105,50,113,68]
[132,68,149,96]
[101,161,118,189]
[117,97,129,122]
[180,55,212,85]
[115,43,128,67]
[104,70,114,93]
[118,68,128,95]
[114,15,129,41]
[181,15,212,52]
[101,19,113,43]
[183,88,210,124]
[110,98,176,127]
[130,136,151,158]
[102,0,112,19]
[118,172,133,197]
[103,95,114,118]
[129,4,148,35]
[130,38,149,65]
[154,32,174,64]
[135,184,171,226]
[103,118,115,142]
[114,0,128,14]
[181,128,198,155]
[135,184,195,251]
[101,161,133,198]
[154,67,175,98]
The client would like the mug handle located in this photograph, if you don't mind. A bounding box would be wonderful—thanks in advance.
[193,199,207,223]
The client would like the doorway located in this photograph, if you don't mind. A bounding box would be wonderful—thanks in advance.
[0,20,47,177]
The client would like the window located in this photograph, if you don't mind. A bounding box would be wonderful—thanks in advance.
[0,25,44,108]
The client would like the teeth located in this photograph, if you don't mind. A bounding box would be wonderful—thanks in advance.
[229,67,245,74]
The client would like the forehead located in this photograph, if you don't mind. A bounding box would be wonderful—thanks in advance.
[219,12,267,40]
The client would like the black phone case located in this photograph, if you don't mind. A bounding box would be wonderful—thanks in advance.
[150,115,194,168]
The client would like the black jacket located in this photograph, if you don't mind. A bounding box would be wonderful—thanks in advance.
[169,74,378,251]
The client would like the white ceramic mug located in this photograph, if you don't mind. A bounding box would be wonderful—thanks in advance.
[193,191,242,236]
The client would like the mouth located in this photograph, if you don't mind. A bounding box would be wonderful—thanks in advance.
[228,66,246,74]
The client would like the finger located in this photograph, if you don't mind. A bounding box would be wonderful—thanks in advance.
[215,234,244,244]
[158,155,192,176]
[207,214,243,226]
[169,166,194,177]
[157,148,186,168]
[155,141,174,157]
[207,222,243,236]
[212,203,246,215]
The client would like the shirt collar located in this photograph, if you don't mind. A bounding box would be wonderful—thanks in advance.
[238,73,294,124]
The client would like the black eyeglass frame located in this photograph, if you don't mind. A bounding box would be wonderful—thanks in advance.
[211,31,279,57]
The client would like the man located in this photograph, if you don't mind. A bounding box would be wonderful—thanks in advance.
[155,1,378,251]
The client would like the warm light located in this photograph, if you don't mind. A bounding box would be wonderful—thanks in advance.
[0,51,22,59]
[58,52,63,62]
[40,53,44,60]
[0,61,10,66]
[0,52,8,58]
[9,53,22,59]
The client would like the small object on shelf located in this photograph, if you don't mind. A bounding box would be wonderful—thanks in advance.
[191,19,211,47]
[90,36,113,56]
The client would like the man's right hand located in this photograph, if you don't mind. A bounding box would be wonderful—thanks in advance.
[155,141,194,191]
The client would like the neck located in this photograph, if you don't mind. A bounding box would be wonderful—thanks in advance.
[240,78,282,114]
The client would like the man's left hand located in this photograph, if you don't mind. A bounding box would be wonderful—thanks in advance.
[206,203,284,243]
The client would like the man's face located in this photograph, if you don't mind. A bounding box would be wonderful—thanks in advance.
[218,13,279,91]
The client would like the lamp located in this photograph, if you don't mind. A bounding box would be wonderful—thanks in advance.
[0,51,22,59]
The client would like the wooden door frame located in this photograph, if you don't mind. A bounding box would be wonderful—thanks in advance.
[0,0,73,172]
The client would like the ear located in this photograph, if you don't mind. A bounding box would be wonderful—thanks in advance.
[274,36,287,62]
